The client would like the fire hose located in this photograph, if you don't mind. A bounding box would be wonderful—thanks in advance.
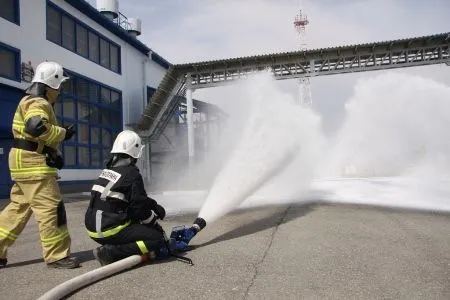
[36,254,148,300]
[36,219,205,300]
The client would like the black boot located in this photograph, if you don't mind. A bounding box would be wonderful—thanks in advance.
[93,246,115,266]
[0,258,7,269]
[47,256,80,269]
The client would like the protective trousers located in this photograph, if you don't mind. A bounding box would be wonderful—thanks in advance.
[92,223,165,262]
[0,177,71,263]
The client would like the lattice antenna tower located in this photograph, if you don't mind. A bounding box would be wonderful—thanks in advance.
[293,3,312,107]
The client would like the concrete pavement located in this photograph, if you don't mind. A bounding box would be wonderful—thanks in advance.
[0,198,449,300]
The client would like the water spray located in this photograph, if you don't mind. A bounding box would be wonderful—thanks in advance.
[168,72,320,248]
[168,148,301,248]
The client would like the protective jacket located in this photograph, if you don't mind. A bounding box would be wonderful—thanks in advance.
[85,164,160,239]
[9,95,66,180]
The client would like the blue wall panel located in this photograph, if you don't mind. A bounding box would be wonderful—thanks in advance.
[0,84,24,138]
[0,139,13,198]
[0,84,23,198]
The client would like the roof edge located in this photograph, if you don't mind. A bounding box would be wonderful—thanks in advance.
[175,32,450,67]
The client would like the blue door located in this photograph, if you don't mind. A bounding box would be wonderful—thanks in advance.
[0,139,13,198]
[0,83,24,198]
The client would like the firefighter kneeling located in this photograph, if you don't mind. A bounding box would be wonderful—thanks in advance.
[85,130,172,266]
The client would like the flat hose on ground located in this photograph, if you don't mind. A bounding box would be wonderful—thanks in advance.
[36,255,147,300]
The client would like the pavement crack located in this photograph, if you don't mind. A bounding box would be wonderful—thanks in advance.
[242,204,291,300]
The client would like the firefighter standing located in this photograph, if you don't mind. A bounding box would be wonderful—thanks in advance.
[85,130,169,266]
[0,61,79,269]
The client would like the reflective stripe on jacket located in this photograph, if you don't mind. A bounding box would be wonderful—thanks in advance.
[85,165,159,239]
[9,96,66,180]
[86,220,132,239]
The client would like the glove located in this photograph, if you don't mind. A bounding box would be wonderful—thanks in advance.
[154,204,166,220]
[63,124,76,141]
[46,151,64,170]
[170,225,197,244]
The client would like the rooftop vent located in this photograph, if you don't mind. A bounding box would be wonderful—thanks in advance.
[127,18,142,37]
[96,0,119,21]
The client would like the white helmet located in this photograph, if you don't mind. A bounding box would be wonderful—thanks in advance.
[111,130,145,159]
[32,61,70,90]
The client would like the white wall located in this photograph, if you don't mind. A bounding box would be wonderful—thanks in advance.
[0,0,168,182]
[147,58,167,88]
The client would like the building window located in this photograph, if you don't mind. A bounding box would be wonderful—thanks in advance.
[111,91,121,109]
[88,32,100,63]
[110,45,119,73]
[0,42,20,82]
[62,99,76,119]
[46,1,121,74]
[64,145,76,166]
[91,148,102,168]
[0,0,20,25]
[90,105,100,123]
[76,24,88,57]
[76,78,89,100]
[91,127,100,144]
[89,83,99,102]
[100,38,110,68]
[78,146,90,167]
[46,4,61,44]
[56,70,122,169]
[62,15,75,51]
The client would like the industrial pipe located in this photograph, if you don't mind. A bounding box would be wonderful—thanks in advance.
[37,254,149,300]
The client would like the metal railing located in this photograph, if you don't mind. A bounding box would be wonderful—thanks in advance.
[137,32,450,142]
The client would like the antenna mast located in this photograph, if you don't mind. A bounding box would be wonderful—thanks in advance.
[293,1,312,107]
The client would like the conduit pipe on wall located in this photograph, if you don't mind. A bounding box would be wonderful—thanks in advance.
[142,54,151,182]
[37,255,147,300]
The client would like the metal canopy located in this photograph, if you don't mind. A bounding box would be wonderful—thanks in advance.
[136,32,450,141]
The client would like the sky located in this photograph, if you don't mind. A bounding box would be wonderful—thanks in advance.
[88,0,450,134]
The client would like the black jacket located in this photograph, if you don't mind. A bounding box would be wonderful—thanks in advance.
[85,164,158,235]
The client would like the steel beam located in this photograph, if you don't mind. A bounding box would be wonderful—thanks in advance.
[137,32,450,140]
[188,45,449,89]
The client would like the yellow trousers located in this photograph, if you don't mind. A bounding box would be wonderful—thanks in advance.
[0,177,71,263]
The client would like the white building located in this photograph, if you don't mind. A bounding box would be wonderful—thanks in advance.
[0,0,172,196]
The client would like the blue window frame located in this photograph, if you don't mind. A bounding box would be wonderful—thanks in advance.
[46,1,121,74]
[0,0,20,25]
[54,70,123,169]
[0,41,21,82]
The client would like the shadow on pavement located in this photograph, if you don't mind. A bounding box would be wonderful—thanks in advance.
[74,249,96,264]
[194,202,316,248]
[6,257,44,268]
[5,250,95,268]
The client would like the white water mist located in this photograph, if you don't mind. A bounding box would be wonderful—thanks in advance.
[314,71,450,212]
[318,72,450,178]
[197,72,324,224]
[152,70,450,217]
